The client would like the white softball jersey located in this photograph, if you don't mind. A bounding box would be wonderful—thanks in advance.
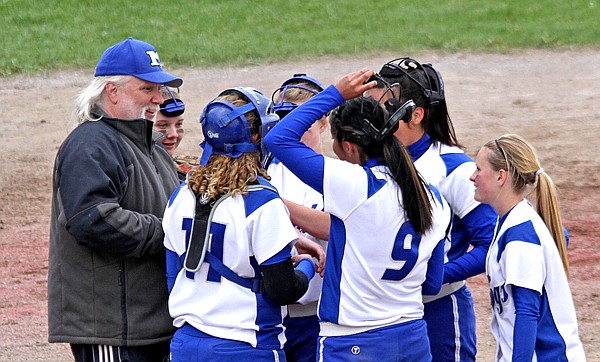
[163,181,299,348]
[268,159,326,305]
[414,143,478,219]
[318,157,449,335]
[486,199,585,361]
[263,85,450,337]
[413,141,482,263]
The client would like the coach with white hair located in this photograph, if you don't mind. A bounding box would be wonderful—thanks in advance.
[48,37,182,362]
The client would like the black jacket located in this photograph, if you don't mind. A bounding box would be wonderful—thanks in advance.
[48,108,179,346]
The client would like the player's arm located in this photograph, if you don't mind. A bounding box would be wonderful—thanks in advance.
[422,238,445,295]
[511,285,540,361]
[284,199,330,241]
[165,248,181,294]
[443,203,496,283]
[264,71,375,191]
[293,230,325,276]
[260,245,316,305]
[264,85,350,194]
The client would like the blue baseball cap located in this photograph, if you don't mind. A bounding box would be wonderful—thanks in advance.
[94,37,183,87]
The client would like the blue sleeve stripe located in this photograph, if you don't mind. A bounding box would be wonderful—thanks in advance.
[243,186,280,217]
[535,286,570,360]
[319,216,346,324]
[440,152,473,176]
[261,245,293,266]
[264,86,344,194]
[166,248,182,293]
[364,167,386,198]
[429,184,444,206]
[168,182,186,207]
[497,220,541,261]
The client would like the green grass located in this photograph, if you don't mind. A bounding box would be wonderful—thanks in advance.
[1,0,599,76]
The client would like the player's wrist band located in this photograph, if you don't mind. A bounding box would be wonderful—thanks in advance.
[295,258,316,280]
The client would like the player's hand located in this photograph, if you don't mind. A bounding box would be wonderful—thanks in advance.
[334,68,377,100]
[292,253,321,277]
[294,231,326,277]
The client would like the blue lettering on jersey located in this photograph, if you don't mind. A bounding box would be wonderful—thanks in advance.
[182,217,194,280]
[382,221,421,281]
[490,283,509,315]
[181,218,227,282]
[207,222,226,282]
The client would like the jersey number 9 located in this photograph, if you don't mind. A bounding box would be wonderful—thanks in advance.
[382,222,420,281]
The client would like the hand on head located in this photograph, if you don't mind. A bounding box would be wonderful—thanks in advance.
[334,68,377,100]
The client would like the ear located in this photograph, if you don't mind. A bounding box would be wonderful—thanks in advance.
[497,169,509,186]
[105,82,119,104]
[410,106,425,125]
[342,140,354,153]
[318,117,329,133]
[251,133,261,143]
[343,141,364,164]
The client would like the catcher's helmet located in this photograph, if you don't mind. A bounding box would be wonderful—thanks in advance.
[199,87,279,165]
[379,57,445,108]
[271,73,324,119]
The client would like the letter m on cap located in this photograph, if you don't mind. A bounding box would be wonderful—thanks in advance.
[146,50,161,66]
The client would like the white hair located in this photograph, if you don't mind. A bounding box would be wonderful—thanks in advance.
[71,75,131,127]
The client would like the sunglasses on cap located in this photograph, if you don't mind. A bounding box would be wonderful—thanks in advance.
[160,86,185,117]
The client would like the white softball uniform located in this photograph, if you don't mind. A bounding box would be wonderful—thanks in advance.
[414,142,479,222]
[268,159,326,305]
[163,180,299,348]
[263,84,450,337]
[487,199,585,361]
[318,157,449,335]
[411,135,497,362]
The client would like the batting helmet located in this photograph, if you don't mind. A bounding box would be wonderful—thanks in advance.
[199,87,279,166]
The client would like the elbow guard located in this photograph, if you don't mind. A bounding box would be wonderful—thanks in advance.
[261,258,310,305]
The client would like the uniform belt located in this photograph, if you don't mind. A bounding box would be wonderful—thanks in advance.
[422,280,466,303]
[319,317,418,337]
[286,301,318,318]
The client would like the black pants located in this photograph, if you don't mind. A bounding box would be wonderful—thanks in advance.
[70,342,170,362]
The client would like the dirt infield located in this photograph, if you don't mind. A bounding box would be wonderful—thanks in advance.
[1,49,599,361]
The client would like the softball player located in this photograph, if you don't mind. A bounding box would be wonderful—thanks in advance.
[163,87,316,362]
[366,58,498,361]
[470,134,585,361]
[154,86,198,182]
[265,68,451,362]
[154,86,185,157]
[267,74,328,362]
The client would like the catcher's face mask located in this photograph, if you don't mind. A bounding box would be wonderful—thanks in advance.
[160,86,185,117]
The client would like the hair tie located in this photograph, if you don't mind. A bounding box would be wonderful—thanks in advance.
[535,168,544,177]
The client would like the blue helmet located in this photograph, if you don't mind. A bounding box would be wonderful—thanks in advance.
[199,87,279,166]
[271,73,324,119]
[261,74,325,169]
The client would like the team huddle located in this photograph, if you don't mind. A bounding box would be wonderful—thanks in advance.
[48,37,586,362]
